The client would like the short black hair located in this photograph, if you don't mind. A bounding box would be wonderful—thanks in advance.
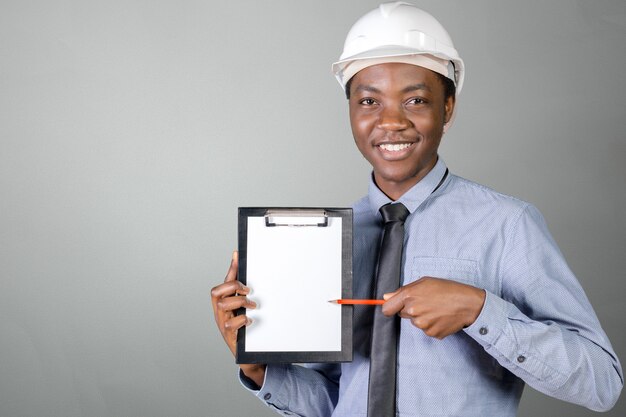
[344,71,456,101]
[436,73,456,102]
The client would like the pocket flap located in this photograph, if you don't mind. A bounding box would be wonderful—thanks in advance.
[410,256,478,285]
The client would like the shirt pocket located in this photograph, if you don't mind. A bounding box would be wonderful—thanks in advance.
[408,256,478,286]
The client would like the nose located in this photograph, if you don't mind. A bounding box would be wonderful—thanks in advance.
[377,105,411,131]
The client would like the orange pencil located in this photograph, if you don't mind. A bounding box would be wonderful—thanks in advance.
[329,299,385,305]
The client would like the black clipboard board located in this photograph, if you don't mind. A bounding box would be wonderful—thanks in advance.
[236,207,353,364]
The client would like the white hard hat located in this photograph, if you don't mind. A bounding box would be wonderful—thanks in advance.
[332,2,465,95]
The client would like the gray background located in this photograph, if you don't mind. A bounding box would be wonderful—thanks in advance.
[1,0,624,416]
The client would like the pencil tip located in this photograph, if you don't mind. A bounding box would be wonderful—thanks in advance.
[328,299,338,304]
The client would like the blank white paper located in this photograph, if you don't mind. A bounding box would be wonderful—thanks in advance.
[245,216,343,352]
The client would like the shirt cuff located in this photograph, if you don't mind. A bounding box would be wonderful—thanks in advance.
[463,290,570,389]
[464,290,510,346]
[238,364,290,409]
[239,368,263,391]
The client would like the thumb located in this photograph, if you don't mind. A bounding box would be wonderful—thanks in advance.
[383,289,400,301]
[381,288,403,316]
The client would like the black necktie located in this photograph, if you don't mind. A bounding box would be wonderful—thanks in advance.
[367,202,410,417]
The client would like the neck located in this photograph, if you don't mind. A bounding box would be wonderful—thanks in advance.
[374,160,438,201]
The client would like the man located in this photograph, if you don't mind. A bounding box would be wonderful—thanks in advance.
[212,2,623,416]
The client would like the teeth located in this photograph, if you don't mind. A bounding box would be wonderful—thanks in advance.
[379,143,411,152]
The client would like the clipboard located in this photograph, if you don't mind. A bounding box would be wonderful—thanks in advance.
[236,207,353,364]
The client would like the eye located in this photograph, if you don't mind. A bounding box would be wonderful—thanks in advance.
[359,98,378,106]
[406,97,426,105]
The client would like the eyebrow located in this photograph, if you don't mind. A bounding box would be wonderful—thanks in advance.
[352,83,431,95]
[401,83,431,93]
[353,85,382,95]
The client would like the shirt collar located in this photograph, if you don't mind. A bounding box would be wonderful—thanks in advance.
[368,158,449,216]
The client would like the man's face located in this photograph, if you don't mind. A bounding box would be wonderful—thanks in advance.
[348,63,454,200]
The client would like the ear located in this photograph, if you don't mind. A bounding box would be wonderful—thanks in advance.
[443,95,456,125]
[442,95,456,134]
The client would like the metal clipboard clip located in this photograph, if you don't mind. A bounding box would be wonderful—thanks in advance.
[264,209,328,227]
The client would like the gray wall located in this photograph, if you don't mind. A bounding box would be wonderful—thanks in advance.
[1,0,624,416]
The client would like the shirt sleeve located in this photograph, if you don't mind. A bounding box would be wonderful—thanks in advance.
[238,362,340,416]
[464,203,623,411]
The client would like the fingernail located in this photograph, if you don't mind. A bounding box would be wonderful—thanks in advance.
[249,300,257,309]
[246,318,254,326]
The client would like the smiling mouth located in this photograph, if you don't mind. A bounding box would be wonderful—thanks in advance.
[378,143,413,152]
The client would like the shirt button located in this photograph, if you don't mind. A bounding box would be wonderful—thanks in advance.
[264,393,272,401]
[479,327,488,335]
[517,355,526,363]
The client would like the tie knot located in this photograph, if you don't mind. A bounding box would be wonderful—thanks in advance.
[379,203,410,224]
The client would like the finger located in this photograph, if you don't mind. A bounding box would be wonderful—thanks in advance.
[212,290,251,328]
[214,296,254,331]
[211,281,249,326]
[397,309,415,319]
[381,290,405,316]
[224,250,239,283]
[216,296,257,313]
[212,252,244,314]
[223,314,252,333]
[410,316,428,330]
[382,289,399,301]
[222,314,252,355]
[211,280,250,301]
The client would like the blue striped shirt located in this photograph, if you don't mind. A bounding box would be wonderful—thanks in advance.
[241,158,623,416]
